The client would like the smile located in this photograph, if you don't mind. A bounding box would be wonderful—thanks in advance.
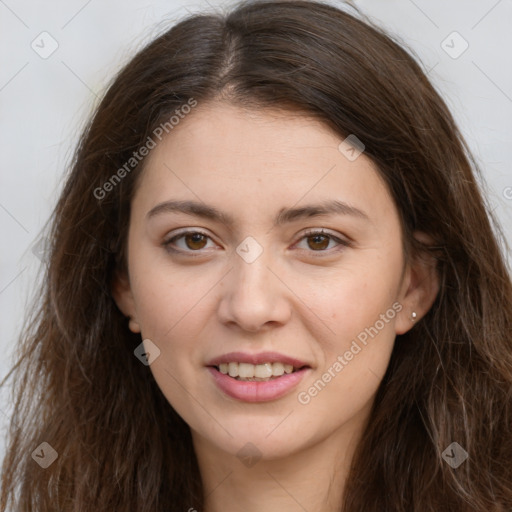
[216,361,304,381]
[207,365,311,402]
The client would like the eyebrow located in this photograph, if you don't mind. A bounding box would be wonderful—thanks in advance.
[146,199,369,227]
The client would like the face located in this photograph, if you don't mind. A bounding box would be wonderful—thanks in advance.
[114,102,428,462]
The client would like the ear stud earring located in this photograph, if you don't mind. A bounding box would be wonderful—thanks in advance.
[411,311,417,322]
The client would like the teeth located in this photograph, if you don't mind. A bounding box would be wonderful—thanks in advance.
[217,362,302,380]
[271,362,284,376]
[239,363,254,378]
[228,362,239,377]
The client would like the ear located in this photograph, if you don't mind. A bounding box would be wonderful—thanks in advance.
[395,231,440,335]
[111,269,141,333]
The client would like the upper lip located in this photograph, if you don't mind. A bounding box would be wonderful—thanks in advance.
[206,351,310,368]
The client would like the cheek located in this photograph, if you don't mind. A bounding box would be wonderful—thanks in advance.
[296,278,399,422]
[310,266,400,349]
[320,288,398,394]
[127,265,211,411]
[129,249,216,340]
[295,333,395,441]
[300,263,400,409]
[130,270,210,421]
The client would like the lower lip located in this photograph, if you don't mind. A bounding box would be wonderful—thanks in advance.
[207,366,310,402]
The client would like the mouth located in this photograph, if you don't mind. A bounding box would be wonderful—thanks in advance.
[210,361,310,382]
[205,352,312,402]
[206,354,312,402]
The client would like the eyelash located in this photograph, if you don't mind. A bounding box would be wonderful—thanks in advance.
[162,229,351,257]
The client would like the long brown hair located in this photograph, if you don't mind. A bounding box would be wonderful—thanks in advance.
[2,1,511,510]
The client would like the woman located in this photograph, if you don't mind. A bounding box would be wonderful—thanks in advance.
[1,1,511,510]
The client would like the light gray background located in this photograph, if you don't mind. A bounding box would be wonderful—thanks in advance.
[1,0,511,461]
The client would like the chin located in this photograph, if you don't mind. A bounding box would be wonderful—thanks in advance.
[192,418,307,460]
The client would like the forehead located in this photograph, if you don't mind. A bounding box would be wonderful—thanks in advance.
[133,102,397,227]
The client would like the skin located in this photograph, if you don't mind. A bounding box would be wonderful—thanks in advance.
[113,102,439,512]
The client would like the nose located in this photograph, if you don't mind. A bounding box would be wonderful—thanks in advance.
[216,249,292,332]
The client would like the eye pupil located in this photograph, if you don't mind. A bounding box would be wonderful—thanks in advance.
[186,233,207,250]
[308,234,330,250]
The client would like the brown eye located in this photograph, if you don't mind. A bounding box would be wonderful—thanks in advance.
[295,229,351,255]
[306,233,331,251]
[183,232,208,250]
[163,230,214,254]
